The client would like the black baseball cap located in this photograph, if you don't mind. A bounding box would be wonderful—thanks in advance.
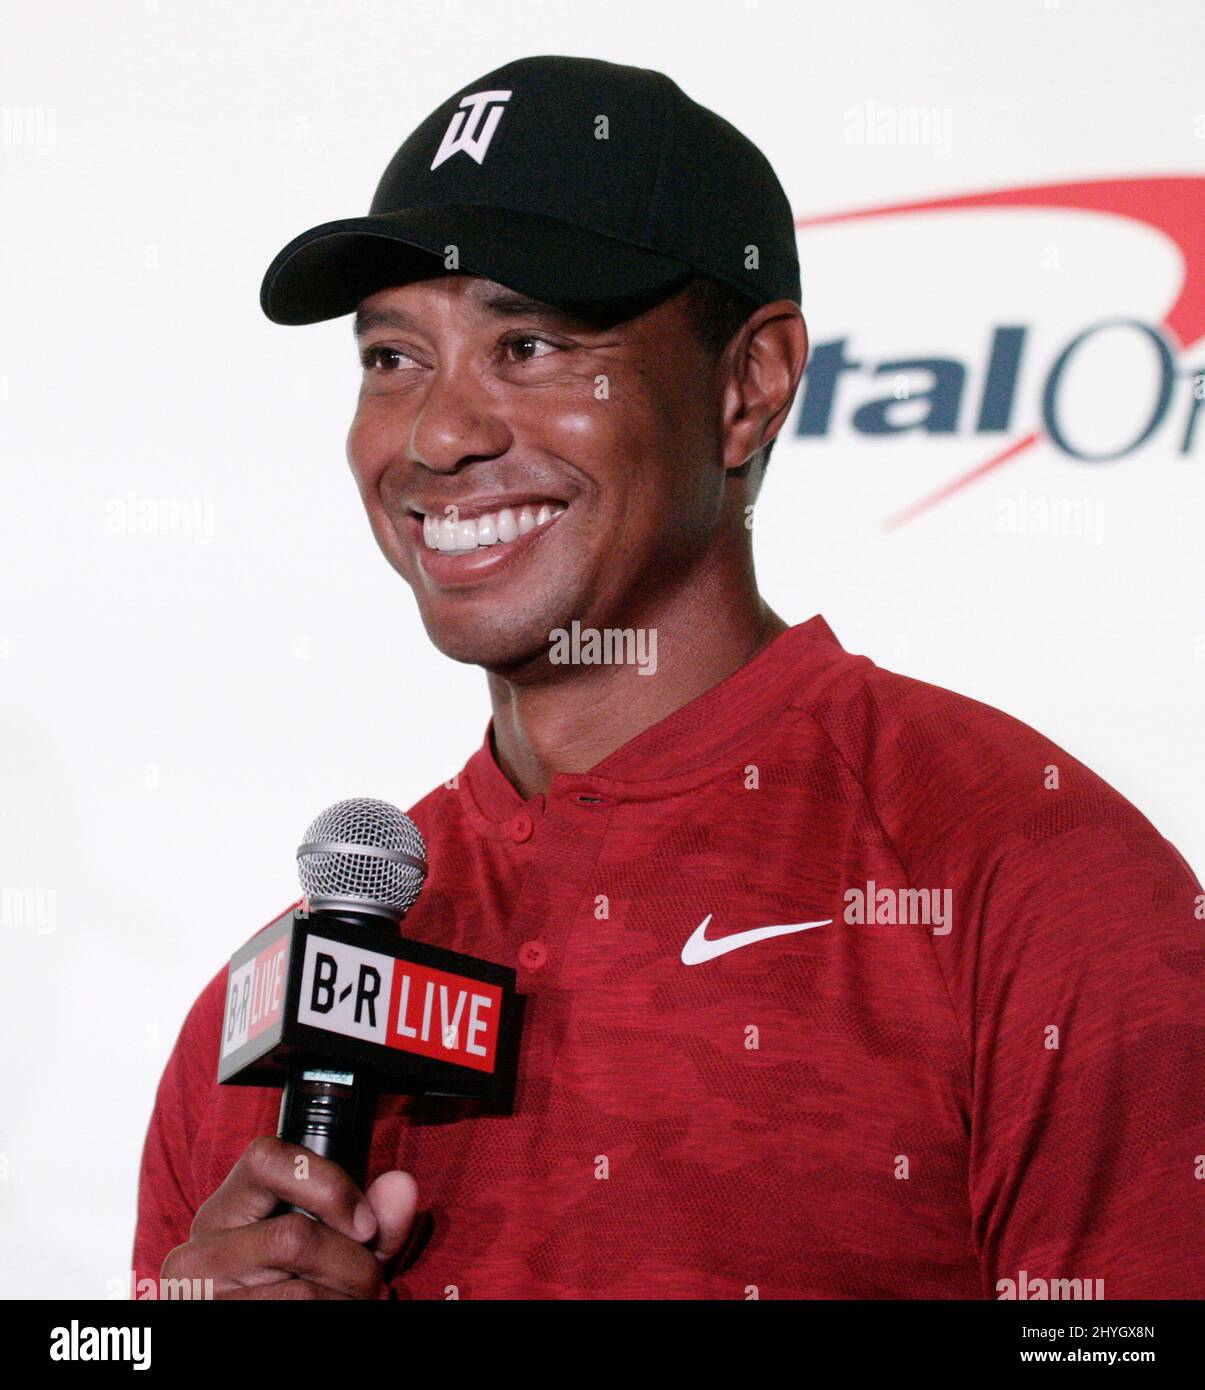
[259,54,800,325]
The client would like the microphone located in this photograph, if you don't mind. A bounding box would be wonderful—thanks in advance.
[216,796,523,1219]
[277,798,427,1206]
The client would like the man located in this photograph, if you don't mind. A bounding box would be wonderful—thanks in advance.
[134,55,1204,1300]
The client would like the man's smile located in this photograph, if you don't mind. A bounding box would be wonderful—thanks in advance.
[419,500,568,552]
[401,499,571,588]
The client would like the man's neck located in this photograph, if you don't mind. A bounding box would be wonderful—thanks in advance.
[486,592,788,799]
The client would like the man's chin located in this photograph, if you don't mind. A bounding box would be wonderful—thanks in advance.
[417,602,566,676]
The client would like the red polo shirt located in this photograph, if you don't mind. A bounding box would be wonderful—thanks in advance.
[133,616,1205,1298]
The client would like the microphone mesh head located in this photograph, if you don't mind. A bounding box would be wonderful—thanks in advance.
[297,798,427,918]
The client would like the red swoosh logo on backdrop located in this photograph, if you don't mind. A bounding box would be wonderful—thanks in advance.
[795,178,1205,527]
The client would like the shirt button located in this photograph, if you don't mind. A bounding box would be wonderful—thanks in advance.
[518,940,547,970]
[508,811,534,842]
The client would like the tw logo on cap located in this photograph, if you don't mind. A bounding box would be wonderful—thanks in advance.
[430,88,513,170]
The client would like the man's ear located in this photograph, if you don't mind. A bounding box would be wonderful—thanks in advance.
[721,302,808,473]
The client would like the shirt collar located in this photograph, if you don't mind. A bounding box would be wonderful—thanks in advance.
[460,614,844,833]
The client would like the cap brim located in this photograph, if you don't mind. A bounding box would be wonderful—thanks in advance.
[260,204,696,325]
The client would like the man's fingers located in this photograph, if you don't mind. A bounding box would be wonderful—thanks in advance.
[190,1136,377,1245]
[364,1170,420,1267]
[215,1278,354,1301]
[169,1212,385,1299]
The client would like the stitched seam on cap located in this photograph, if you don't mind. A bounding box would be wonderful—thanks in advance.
[640,73,679,247]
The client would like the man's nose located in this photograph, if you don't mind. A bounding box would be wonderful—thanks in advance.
[409,360,512,473]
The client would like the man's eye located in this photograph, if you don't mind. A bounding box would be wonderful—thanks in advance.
[504,334,557,362]
[360,345,413,371]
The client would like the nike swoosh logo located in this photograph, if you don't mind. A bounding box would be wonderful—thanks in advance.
[680,913,833,965]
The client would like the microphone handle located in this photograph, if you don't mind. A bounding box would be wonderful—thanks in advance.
[275,1059,378,1218]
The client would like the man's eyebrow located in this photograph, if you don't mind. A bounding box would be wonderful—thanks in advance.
[352,294,595,339]
[353,306,419,339]
[476,291,588,326]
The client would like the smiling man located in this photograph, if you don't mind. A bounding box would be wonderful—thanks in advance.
[134,55,1204,1300]
[346,268,799,786]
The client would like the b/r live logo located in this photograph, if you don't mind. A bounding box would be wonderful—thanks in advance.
[222,935,288,1057]
[297,934,502,1073]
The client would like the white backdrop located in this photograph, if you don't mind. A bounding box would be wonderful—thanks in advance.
[2,0,1202,1298]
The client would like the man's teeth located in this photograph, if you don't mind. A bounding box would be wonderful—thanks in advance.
[422,503,566,552]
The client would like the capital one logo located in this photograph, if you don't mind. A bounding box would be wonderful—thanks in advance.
[793,178,1205,527]
[430,88,512,170]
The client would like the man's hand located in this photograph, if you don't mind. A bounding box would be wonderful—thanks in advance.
[160,1137,420,1299]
